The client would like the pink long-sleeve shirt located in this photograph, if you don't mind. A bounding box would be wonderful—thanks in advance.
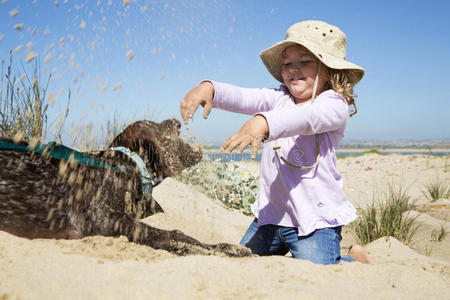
[211,81,357,236]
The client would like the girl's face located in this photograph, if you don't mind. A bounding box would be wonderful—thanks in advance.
[281,45,328,103]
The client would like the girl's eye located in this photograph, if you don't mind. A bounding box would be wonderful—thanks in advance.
[283,62,291,66]
[301,60,312,65]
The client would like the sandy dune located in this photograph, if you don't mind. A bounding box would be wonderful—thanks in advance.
[1,154,449,299]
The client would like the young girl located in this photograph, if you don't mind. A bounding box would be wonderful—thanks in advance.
[180,20,374,265]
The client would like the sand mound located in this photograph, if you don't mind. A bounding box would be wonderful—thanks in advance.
[143,177,252,244]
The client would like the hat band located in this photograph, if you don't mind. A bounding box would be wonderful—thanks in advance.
[285,37,346,61]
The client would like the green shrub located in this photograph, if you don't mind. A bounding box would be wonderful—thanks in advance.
[352,184,420,245]
[177,158,259,214]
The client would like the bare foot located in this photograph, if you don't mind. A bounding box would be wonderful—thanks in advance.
[348,244,376,264]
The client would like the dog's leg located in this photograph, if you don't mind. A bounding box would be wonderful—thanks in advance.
[129,222,252,257]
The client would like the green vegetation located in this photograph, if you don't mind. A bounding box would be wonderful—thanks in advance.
[361,148,383,156]
[99,112,126,149]
[1,51,49,143]
[422,178,450,202]
[177,158,259,214]
[337,148,384,159]
[352,184,420,245]
[431,224,448,242]
[415,244,434,257]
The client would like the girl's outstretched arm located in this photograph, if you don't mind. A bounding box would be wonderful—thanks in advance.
[181,81,282,124]
[211,81,280,115]
[180,81,215,125]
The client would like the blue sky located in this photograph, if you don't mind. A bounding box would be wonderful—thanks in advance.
[1,0,449,146]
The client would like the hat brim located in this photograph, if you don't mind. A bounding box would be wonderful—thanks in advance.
[260,39,365,84]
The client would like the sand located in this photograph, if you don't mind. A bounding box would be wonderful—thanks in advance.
[1,154,449,299]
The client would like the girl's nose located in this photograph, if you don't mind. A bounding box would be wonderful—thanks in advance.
[289,65,302,74]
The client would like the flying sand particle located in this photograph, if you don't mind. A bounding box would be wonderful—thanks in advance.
[15,74,25,85]
[48,93,56,105]
[113,83,123,91]
[0,35,3,41]
[126,50,134,60]
[26,52,38,62]
[14,24,24,31]
[44,55,52,62]
[80,20,86,29]
[9,8,18,17]
[99,83,107,92]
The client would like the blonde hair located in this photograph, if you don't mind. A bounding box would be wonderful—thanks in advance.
[326,69,359,117]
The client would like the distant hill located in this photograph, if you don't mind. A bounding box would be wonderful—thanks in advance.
[340,139,450,149]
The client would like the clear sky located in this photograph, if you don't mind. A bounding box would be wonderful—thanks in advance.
[1,0,449,146]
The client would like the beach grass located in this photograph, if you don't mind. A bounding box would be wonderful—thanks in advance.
[352,183,420,245]
[431,223,448,242]
[422,178,450,202]
[1,51,49,143]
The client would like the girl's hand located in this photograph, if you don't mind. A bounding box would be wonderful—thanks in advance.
[180,81,214,125]
[221,115,269,159]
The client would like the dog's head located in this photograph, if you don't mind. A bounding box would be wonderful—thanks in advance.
[109,118,203,179]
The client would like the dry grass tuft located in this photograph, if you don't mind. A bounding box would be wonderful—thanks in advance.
[352,184,420,245]
[422,178,450,202]
[1,51,49,142]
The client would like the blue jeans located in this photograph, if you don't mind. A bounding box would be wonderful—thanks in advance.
[240,218,355,265]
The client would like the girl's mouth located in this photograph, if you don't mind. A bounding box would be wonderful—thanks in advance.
[291,77,305,83]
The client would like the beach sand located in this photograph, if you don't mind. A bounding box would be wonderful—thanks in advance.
[1,154,449,299]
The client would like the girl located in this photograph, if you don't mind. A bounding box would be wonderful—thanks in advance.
[180,20,374,265]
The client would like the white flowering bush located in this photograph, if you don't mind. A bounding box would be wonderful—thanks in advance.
[177,157,259,214]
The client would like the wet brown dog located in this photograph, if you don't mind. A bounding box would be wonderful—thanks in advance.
[0,119,250,257]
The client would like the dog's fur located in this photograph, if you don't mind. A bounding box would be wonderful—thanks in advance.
[0,119,250,257]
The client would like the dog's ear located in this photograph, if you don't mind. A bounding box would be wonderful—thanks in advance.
[160,119,181,136]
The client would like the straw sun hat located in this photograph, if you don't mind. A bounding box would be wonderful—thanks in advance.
[260,20,364,85]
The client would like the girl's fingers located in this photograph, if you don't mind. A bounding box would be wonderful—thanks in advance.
[180,100,198,124]
[180,100,190,124]
[180,82,214,124]
[221,135,240,154]
[237,138,252,154]
[251,139,260,159]
[203,102,212,119]
[222,135,256,155]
